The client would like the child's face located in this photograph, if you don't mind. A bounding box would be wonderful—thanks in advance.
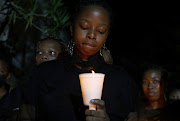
[71,5,110,60]
[36,40,61,66]
[169,89,180,100]
[142,70,166,102]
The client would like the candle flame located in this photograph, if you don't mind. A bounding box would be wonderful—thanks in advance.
[91,70,95,74]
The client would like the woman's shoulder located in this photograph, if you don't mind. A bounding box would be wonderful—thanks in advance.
[105,64,132,77]
[102,64,135,86]
[103,63,125,72]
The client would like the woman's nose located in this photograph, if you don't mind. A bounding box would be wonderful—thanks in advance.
[148,82,154,88]
[87,29,96,40]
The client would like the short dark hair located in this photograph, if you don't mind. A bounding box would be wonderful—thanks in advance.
[37,36,69,58]
[71,0,113,28]
[141,63,169,82]
[38,36,68,52]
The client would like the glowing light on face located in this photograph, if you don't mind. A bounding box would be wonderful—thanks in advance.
[93,11,100,16]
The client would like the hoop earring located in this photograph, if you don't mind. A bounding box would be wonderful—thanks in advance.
[100,44,109,56]
[68,40,75,56]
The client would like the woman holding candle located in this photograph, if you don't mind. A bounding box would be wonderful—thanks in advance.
[22,0,138,121]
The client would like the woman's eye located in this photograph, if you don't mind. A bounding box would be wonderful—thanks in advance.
[154,80,159,83]
[80,22,89,30]
[81,25,88,29]
[98,27,106,34]
[143,81,148,85]
[98,30,105,34]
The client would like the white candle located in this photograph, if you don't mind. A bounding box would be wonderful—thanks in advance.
[79,71,105,110]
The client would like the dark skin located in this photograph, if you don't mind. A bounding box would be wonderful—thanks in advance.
[70,5,110,121]
[85,99,110,121]
[71,5,110,60]
[36,40,62,66]
[0,60,8,99]
[142,69,167,109]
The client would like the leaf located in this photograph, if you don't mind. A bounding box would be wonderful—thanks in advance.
[17,9,25,16]
[25,21,30,30]
[29,15,33,26]
[32,1,38,12]
[8,12,13,24]
[13,12,16,24]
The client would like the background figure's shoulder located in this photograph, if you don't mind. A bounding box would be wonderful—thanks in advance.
[36,57,68,72]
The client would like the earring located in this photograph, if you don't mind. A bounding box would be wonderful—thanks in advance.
[68,40,75,56]
[100,44,110,56]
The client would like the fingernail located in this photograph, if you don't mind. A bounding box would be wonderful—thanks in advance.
[91,99,94,103]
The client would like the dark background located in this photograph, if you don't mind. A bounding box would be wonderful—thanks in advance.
[64,0,179,84]
[0,0,179,85]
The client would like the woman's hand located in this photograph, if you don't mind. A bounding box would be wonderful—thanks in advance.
[85,99,110,121]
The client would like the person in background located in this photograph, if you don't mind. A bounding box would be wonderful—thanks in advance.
[0,53,19,92]
[35,36,68,66]
[18,36,69,120]
[22,0,137,121]
[0,54,11,121]
[0,53,21,121]
[135,64,179,121]
[168,88,180,100]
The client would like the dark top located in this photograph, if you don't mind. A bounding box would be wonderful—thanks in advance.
[138,100,180,121]
[0,88,21,121]
[0,92,11,121]
[23,53,138,121]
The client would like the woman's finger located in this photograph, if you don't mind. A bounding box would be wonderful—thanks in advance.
[90,99,105,109]
[86,116,105,121]
[85,109,106,118]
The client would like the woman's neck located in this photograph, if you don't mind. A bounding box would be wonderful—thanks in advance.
[145,99,167,109]
[74,49,93,61]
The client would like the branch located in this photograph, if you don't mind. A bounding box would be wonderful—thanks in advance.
[32,23,44,33]
[33,13,48,17]
[10,2,25,12]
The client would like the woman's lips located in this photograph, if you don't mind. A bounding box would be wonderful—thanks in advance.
[82,43,96,48]
[148,91,157,96]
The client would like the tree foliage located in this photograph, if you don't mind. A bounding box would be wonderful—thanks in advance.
[1,0,70,37]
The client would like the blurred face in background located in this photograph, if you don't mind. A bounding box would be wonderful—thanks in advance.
[169,89,180,100]
[36,40,62,66]
[0,60,9,87]
[0,60,8,76]
[142,69,167,102]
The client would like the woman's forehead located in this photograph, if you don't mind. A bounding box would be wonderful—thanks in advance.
[76,5,110,22]
[143,70,162,78]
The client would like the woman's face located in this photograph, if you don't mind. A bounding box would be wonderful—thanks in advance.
[0,60,8,76]
[36,40,61,66]
[71,5,110,60]
[142,70,166,102]
[0,60,9,82]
